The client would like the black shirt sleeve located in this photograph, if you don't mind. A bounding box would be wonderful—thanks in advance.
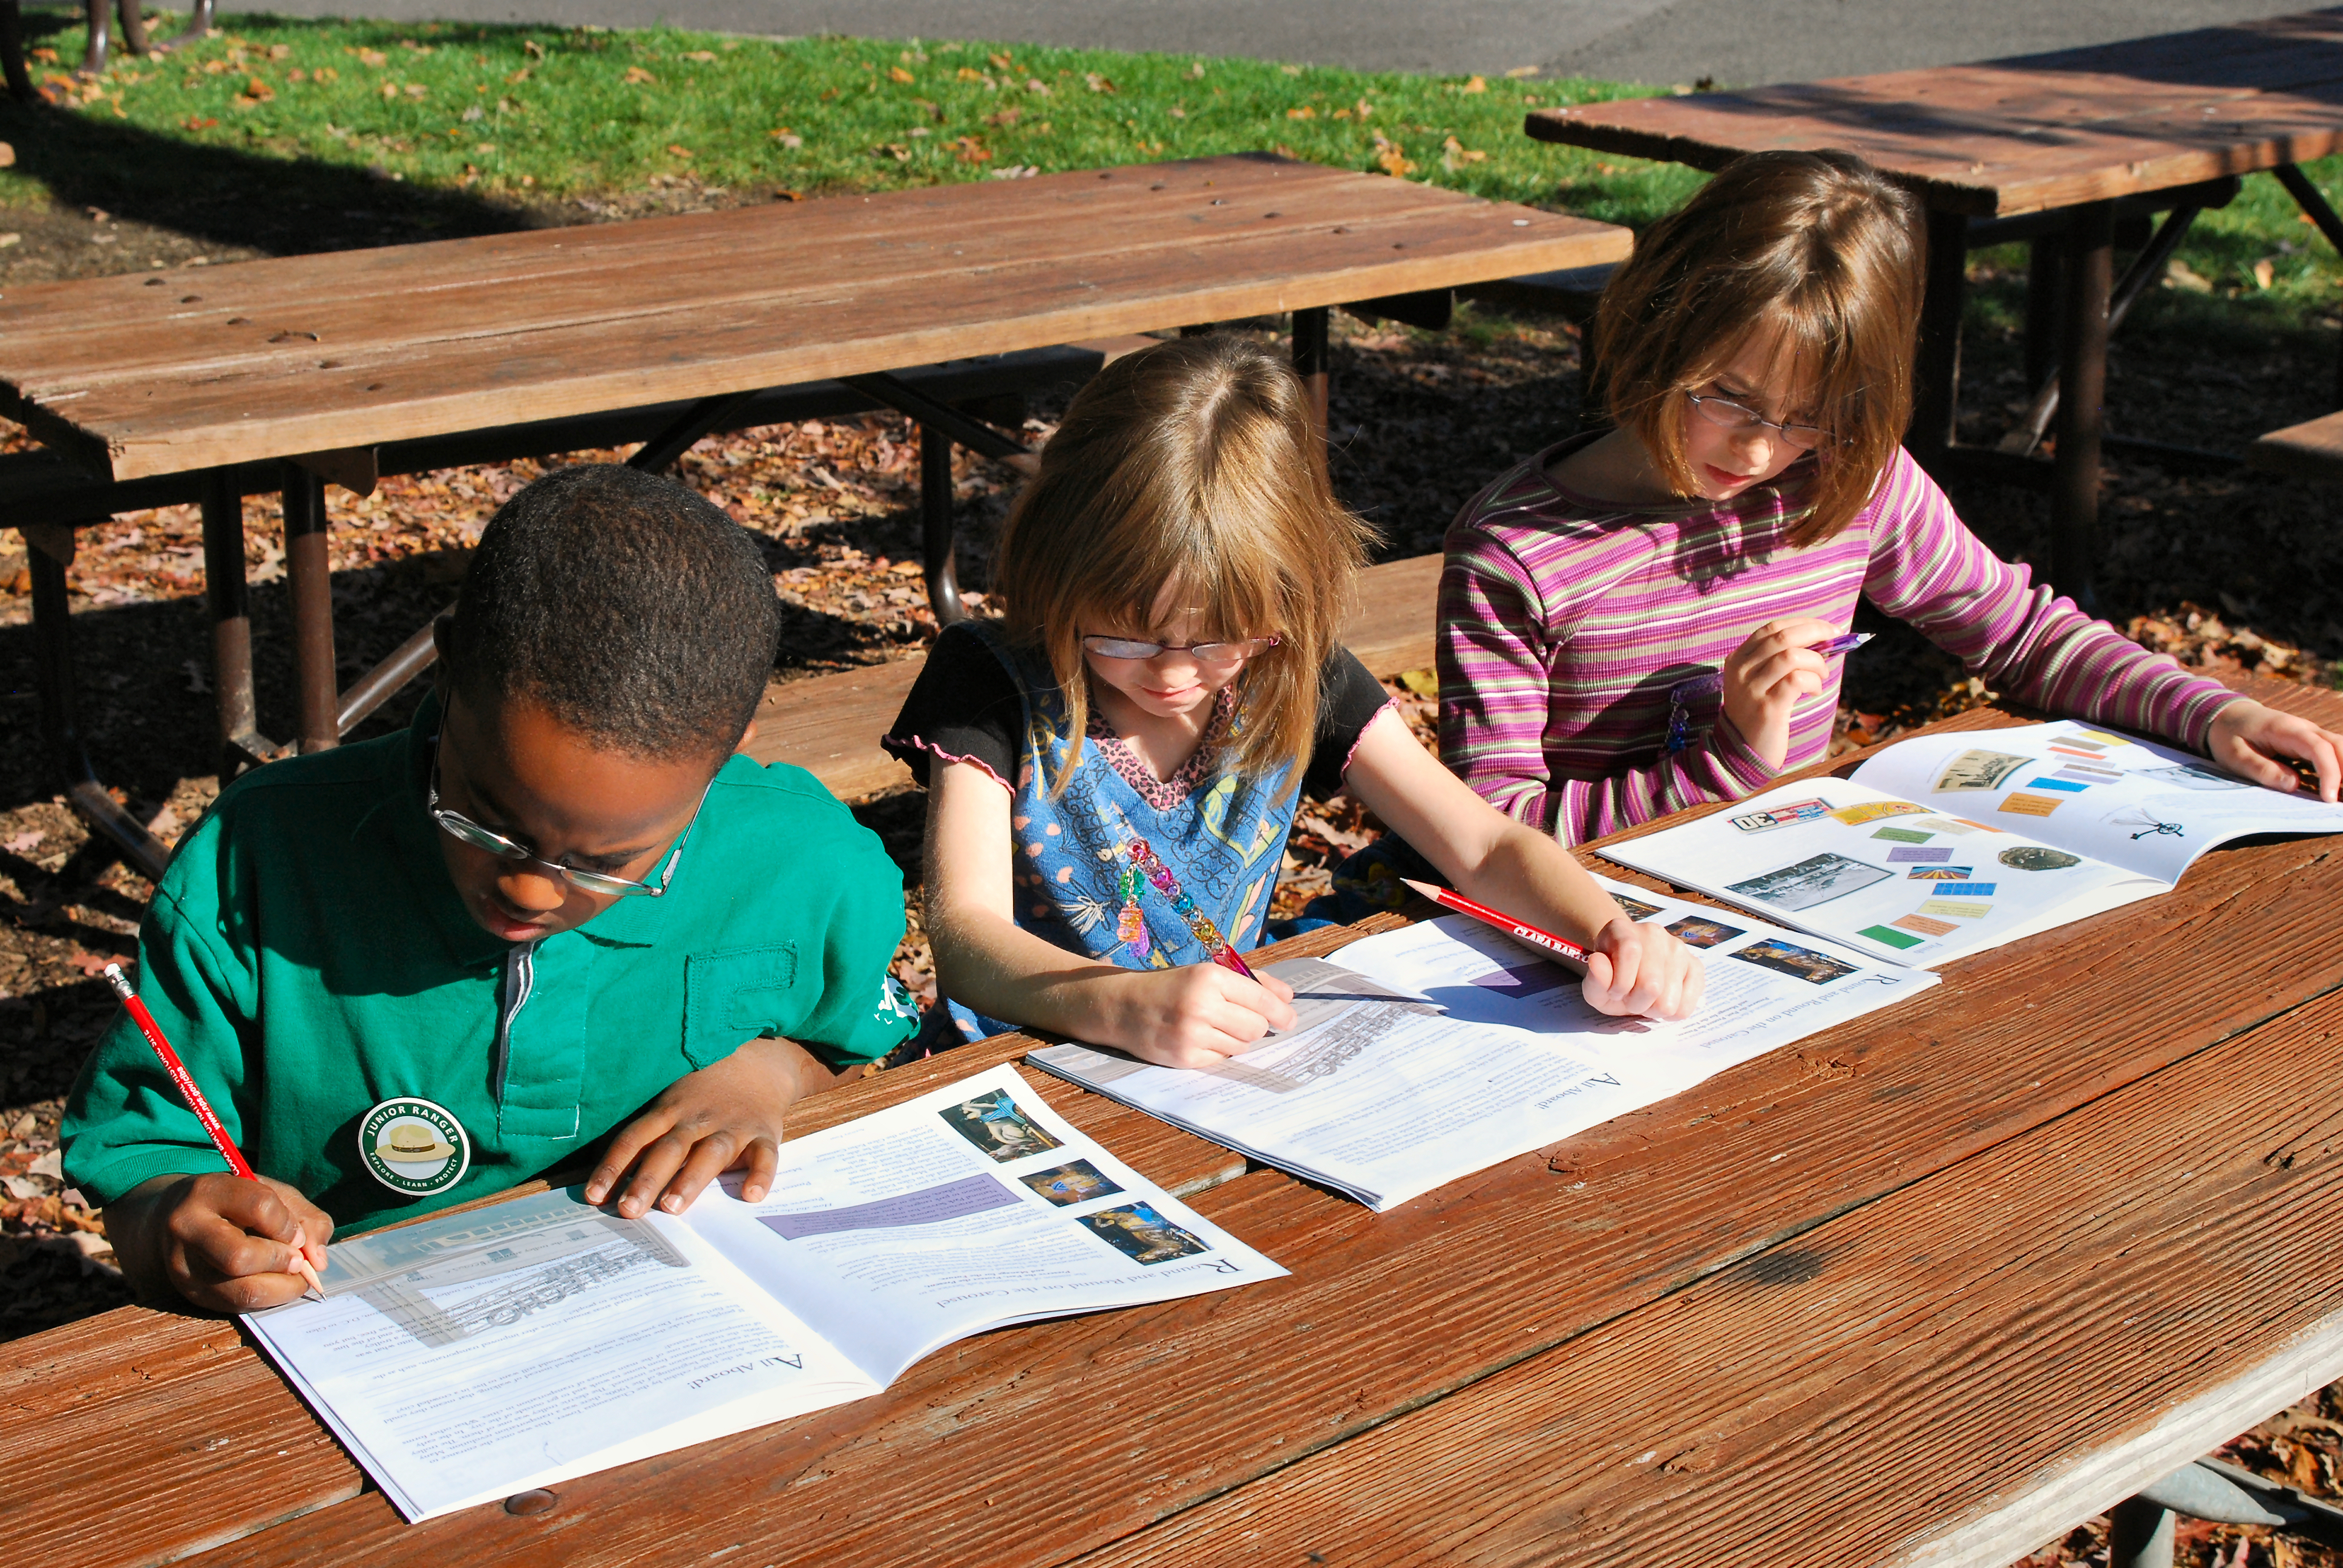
[882,624,1025,789]
[1302,647,1397,799]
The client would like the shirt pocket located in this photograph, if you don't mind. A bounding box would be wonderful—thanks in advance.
[683,944,800,1070]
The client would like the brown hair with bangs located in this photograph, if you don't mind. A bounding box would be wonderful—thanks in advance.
[994,334,1375,797]
[1594,149,1926,544]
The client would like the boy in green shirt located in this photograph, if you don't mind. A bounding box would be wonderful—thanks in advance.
[64,465,920,1312]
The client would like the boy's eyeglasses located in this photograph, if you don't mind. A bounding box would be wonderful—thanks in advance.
[1685,391,1830,451]
[427,739,710,898]
[1081,634,1280,665]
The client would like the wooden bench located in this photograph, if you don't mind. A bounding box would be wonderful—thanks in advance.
[2249,408,2343,483]
[749,550,1442,797]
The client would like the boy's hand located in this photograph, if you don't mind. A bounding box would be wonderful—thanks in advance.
[589,1035,832,1218]
[2207,699,2343,802]
[1721,618,1840,770]
[114,1171,333,1313]
[1581,915,1706,1021]
[1111,963,1297,1070]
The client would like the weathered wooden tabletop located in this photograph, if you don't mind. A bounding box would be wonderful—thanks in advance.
[1526,8,2343,215]
[7,675,2339,1567]
[0,153,1627,483]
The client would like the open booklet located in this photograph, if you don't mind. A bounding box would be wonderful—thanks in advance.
[1599,719,2343,969]
[242,1064,1283,1523]
[1027,876,1935,1212]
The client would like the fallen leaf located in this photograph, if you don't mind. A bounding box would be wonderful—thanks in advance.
[1286,105,1316,120]
[888,65,915,83]
[1396,668,1438,699]
[1461,74,1487,93]
[680,49,715,62]
[2254,257,2277,290]
[666,143,693,158]
[29,1149,61,1180]
[2,829,42,854]
[623,65,655,85]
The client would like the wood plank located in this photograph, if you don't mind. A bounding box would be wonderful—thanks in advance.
[2250,407,2343,483]
[1067,958,2343,1568]
[0,156,1630,480]
[1525,9,2343,217]
[165,696,2343,1567]
[746,552,1444,796]
[55,210,1623,482]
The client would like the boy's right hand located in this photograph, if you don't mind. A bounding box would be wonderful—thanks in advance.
[1111,963,1297,1070]
[114,1172,333,1313]
[1722,618,1841,769]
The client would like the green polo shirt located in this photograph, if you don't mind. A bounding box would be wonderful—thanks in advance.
[62,699,919,1233]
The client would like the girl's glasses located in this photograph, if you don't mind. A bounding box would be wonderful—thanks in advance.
[428,739,709,898]
[1081,634,1280,665]
[1685,391,1830,451]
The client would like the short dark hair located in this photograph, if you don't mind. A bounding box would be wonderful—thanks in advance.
[444,464,778,760]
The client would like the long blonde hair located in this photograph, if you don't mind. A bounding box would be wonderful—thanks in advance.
[994,335,1375,795]
[1594,149,1927,544]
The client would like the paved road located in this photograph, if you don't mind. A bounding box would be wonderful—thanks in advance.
[229,0,2316,85]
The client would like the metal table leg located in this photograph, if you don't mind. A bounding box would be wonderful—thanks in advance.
[1292,307,1330,442]
[280,461,339,754]
[919,423,966,625]
[22,523,171,881]
[2051,200,2114,612]
[1906,209,1969,465]
[197,469,280,774]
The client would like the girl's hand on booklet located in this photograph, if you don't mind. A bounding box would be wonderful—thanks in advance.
[1112,963,1299,1070]
[589,1035,848,1219]
[1582,915,1706,1021]
[1722,618,1840,770]
[111,1170,333,1313]
[2207,699,2343,803]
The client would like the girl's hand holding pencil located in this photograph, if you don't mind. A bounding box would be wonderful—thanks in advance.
[1106,961,1297,1071]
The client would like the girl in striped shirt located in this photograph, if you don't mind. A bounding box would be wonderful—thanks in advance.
[1440,149,2343,844]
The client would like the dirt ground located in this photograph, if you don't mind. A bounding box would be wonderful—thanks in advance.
[5,211,2342,1563]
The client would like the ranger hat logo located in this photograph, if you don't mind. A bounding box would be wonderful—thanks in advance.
[359,1097,470,1197]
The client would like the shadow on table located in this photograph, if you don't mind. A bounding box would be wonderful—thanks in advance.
[0,53,541,258]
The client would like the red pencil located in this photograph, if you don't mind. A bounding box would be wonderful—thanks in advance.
[103,963,325,1302]
[1399,878,1591,965]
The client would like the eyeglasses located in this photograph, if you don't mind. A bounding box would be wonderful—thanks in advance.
[1685,391,1830,451]
[1081,634,1280,665]
[427,737,709,898]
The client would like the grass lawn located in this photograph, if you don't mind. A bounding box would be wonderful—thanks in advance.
[11,15,1704,222]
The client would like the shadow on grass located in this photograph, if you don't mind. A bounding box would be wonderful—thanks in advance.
[0,16,542,257]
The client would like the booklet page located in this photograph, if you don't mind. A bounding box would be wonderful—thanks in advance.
[244,1187,874,1523]
[1849,719,2343,884]
[678,1063,1286,1385]
[1597,779,2158,967]
[1029,881,1933,1211]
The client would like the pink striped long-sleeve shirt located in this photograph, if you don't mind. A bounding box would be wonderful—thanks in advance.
[1439,437,2242,844]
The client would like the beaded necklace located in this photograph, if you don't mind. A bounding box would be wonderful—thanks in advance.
[1113,835,1255,976]
[1101,695,1259,979]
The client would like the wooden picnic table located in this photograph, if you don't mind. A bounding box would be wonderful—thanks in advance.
[1525,7,2343,613]
[10,672,2342,1567]
[3,152,1628,874]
